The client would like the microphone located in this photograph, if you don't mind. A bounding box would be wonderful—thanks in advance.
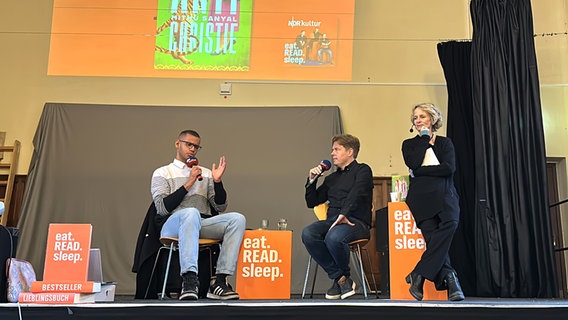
[419,127,430,137]
[319,159,332,172]
[309,160,332,185]
[186,156,203,181]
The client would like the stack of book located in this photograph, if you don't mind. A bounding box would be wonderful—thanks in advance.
[18,224,115,304]
[19,281,100,304]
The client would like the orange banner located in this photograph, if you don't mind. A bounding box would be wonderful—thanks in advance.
[388,202,447,300]
[235,230,292,299]
[47,0,355,80]
[42,224,93,282]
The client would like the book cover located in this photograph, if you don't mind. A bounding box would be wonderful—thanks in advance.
[391,175,409,202]
[31,281,101,293]
[42,224,93,282]
[18,292,96,304]
[154,0,253,71]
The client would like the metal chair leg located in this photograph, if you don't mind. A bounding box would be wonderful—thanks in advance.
[302,256,319,299]
[160,242,175,300]
[144,246,165,299]
[350,245,368,299]
[301,255,321,299]
[356,245,368,299]
[362,246,380,298]
[310,264,319,298]
[301,256,311,299]
[353,245,380,299]
[302,242,375,300]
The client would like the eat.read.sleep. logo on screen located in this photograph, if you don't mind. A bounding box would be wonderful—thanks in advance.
[47,0,354,81]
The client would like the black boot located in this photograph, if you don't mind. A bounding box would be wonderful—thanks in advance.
[405,272,425,301]
[445,272,465,301]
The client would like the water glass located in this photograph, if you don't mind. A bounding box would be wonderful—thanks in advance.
[277,218,288,230]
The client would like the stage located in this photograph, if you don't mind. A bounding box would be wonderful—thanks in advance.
[1,295,568,320]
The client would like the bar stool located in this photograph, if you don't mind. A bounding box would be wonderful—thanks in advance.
[301,203,378,299]
[144,236,220,299]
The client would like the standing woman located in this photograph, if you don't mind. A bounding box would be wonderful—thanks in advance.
[401,103,465,301]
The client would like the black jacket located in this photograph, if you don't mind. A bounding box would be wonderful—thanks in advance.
[132,184,198,295]
[402,135,460,223]
[305,160,374,227]
[131,194,220,299]
[132,202,163,299]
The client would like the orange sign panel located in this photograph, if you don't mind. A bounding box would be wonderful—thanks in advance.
[43,224,93,282]
[47,0,355,81]
[388,202,447,300]
[236,230,292,299]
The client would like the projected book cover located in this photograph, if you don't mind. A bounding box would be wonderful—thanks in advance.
[48,0,354,80]
[154,0,253,71]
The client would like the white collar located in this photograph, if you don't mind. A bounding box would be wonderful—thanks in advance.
[172,158,186,169]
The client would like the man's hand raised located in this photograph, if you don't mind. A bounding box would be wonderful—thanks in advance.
[211,156,226,183]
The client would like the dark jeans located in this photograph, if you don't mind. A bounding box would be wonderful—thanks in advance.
[301,217,370,280]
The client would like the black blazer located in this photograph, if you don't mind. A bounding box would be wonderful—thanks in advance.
[402,135,460,223]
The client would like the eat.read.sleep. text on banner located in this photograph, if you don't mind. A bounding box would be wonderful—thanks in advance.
[43,224,93,282]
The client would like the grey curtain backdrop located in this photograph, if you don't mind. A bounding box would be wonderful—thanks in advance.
[16,103,342,295]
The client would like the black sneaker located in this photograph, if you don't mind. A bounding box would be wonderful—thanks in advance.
[207,281,240,300]
[179,272,199,300]
[338,276,356,299]
[325,280,340,300]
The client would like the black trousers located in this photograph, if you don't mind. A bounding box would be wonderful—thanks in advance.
[413,215,458,290]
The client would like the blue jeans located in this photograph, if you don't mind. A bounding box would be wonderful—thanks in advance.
[160,208,246,276]
[301,217,370,280]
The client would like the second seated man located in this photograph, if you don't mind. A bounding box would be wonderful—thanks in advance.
[302,134,374,299]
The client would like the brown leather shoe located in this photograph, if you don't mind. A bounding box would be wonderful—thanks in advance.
[405,272,424,301]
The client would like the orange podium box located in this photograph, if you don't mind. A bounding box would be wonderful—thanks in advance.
[388,202,447,300]
[235,230,292,299]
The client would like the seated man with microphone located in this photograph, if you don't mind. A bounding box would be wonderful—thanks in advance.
[301,134,374,299]
[150,129,246,300]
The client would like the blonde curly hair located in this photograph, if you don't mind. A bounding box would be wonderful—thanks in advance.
[410,103,443,132]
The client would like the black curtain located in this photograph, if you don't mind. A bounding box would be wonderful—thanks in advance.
[469,0,556,297]
[437,41,476,296]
